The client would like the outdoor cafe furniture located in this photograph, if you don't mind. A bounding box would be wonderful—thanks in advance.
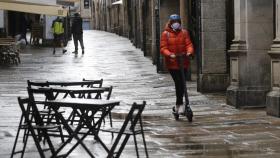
[11,83,149,157]
[99,101,149,158]
[27,79,103,89]
[11,97,62,158]
[12,87,119,158]
[47,79,103,88]
[47,80,104,98]
[30,23,43,46]
[83,78,104,87]
[27,79,113,127]
[0,40,20,65]
[45,98,120,158]
[27,79,106,124]
[39,86,107,99]
[26,88,65,139]
[15,87,66,150]
[38,86,113,125]
[27,79,103,98]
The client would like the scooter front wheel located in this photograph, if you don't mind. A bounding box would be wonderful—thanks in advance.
[172,107,179,121]
[186,107,193,122]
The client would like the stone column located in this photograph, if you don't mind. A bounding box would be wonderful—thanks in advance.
[180,0,187,28]
[267,0,280,117]
[0,10,4,29]
[227,0,273,108]
[0,10,5,35]
[198,0,228,92]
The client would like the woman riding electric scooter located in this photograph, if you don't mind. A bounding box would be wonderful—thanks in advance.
[160,14,194,122]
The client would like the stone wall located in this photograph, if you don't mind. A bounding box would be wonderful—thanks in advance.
[227,0,273,108]
[88,0,280,117]
[0,10,4,29]
[267,0,280,117]
[143,0,153,57]
[198,0,229,92]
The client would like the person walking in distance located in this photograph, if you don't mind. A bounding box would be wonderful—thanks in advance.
[71,13,84,54]
[160,14,194,118]
[52,17,67,54]
[19,14,28,45]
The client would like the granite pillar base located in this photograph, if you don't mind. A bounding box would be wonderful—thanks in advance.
[266,89,280,117]
[198,74,229,93]
[227,85,270,108]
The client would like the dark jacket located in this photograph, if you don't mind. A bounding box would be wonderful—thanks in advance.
[71,16,83,35]
[20,15,27,34]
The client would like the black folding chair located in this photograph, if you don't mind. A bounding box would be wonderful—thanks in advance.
[27,80,67,126]
[48,79,103,88]
[27,80,49,88]
[27,79,103,125]
[82,78,103,88]
[79,78,103,98]
[27,87,65,142]
[99,101,149,158]
[28,79,103,98]
[11,97,60,158]
[48,79,103,99]
[96,86,113,127]
[68,86,113,129]
[29,79,104,126]
[86,86,114,138]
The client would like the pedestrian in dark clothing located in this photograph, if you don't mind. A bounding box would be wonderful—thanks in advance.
[71,13,84,54]
[19,14,28,45]
[52,17,67,54]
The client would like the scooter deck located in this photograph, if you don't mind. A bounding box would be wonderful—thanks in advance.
[172,106,192,121]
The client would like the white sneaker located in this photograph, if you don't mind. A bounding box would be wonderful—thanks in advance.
[178,105,185,114]
[173,105,180,113]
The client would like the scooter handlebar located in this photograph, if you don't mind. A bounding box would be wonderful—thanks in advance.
[176,53,194,60]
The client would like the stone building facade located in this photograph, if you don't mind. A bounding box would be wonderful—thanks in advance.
[267,0,280,117]
[92,0,280,117]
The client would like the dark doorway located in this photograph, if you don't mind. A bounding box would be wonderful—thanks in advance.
[188,0,201,82]
[127,0,133,40]
[226,0,235,74]
[8,11,39,37]
[142,0,148,56]
[8,11,21,37]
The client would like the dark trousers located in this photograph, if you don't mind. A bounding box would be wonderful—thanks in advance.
[53,34,64,51]
[20,33,28,45]
[169,69,187,105]
[73,34,84,51]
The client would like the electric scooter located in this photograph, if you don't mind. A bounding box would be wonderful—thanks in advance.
[172,53,193,122]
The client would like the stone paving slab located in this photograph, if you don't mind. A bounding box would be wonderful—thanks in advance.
[1,30,280,157]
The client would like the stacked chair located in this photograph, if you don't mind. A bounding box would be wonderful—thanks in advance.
[0,37,21,65]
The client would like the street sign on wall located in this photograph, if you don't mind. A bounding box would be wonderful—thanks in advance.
[80,0,91,19]
[84,0,89,9]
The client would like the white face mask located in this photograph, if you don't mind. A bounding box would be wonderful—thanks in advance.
[171,22,181,30]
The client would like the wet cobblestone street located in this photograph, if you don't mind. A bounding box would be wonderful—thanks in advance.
[1,30,280,158]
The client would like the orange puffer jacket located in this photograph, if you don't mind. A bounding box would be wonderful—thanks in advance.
[160,26,194,70]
